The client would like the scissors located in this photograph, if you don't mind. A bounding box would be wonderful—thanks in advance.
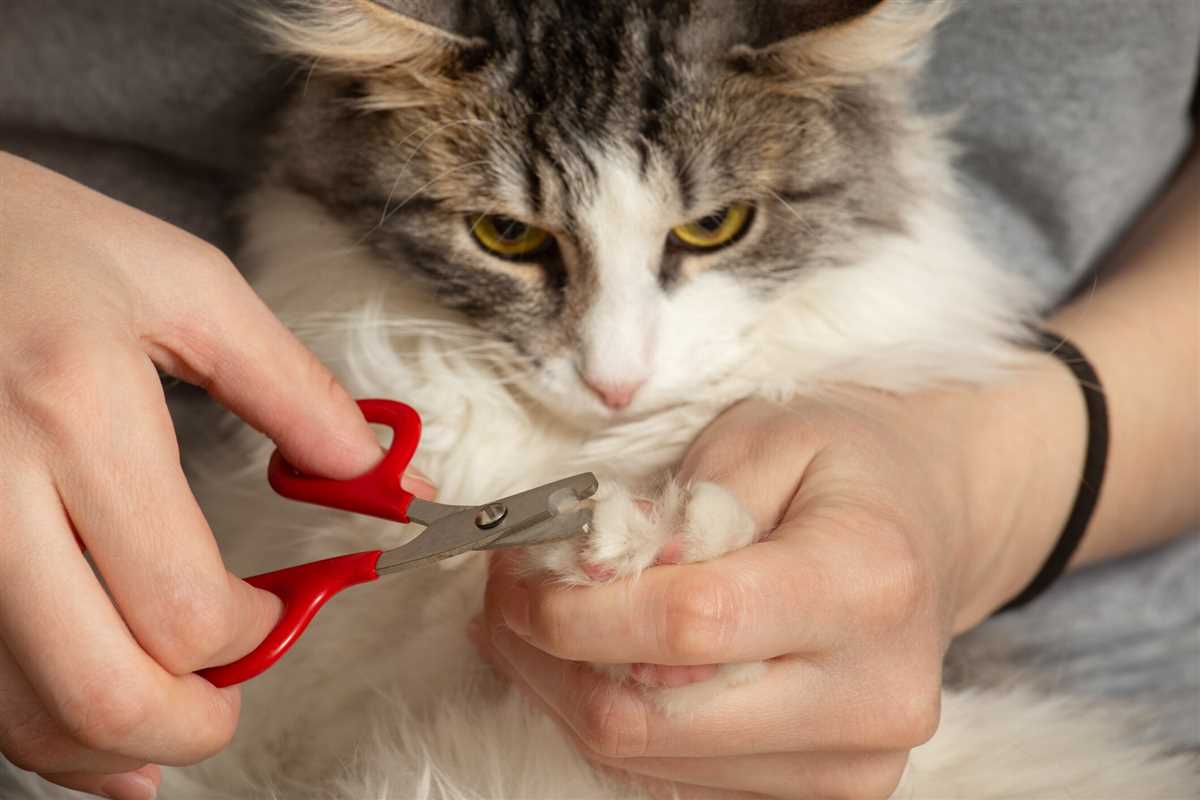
[196,399,598,688]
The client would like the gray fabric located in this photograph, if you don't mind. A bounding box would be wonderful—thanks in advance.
[946,534,1200,752]
[0,0,291,252]
[1,0,1197,757]
[920,0,1200,300]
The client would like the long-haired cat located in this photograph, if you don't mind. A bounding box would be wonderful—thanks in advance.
[6,1,1193,797]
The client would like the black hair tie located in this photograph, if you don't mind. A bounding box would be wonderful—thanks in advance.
[995,329,1109,613]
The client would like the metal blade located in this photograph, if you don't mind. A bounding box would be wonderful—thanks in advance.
[374,472,598,575]
[477,499,593,549]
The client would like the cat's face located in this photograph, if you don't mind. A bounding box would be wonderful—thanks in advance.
[269,0,931,425]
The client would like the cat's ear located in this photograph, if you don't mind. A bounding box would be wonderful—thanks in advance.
[739,0,894,44]
[722,0,949,84]
[260,0,487,105]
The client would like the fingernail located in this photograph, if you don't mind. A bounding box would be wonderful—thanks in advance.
[401,469,438,498]
[100,773,157,800]
[500,583,531,638]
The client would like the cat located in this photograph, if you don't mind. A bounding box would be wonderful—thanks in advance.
[5,1,1193,798]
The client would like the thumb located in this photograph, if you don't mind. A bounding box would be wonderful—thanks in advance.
[44,764,162,800]
[675,400,818,533]
[137,241,427,487]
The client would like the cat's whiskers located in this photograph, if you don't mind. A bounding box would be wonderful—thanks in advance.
[353,160,492,247]
[380,119,496,225]
[383,160,491,225]
[767,188,820,236]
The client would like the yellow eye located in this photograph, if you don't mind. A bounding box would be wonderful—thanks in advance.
[670,203,754,250]
[469,214,554,259]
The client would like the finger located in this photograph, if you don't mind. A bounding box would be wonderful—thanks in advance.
[0,474,245,765]
[645,783,765,800]
[582,745,908,800]
[404,468,438,500]
[130,228,381,480]
[0,642,143,776]
[41,765,160,800]
[49,352,280,674]
[676,399,820,532]
[492,531,850,665]
[471,629,763,800]
[485,622,936,758]
[476,622,855,800]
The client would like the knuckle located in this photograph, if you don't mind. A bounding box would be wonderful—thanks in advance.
[850,522,928,630]
[878,676,942,747]
[188,696,240,760]
[4,742,46,774]
[187,237,235,273]
[659,576,740,662]
[576,682,649,759]
[899,682,942,744]
[842,754,909,800]
[7,334,124,435]
[1,724,59,774]
[55,678,152,752]
[156,231,235,288]
[816,752,908,800]
[143,586,235,673]
[866,752,911,799]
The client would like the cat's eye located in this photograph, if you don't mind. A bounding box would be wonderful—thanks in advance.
[469,214,555,260]
[670,203,754,251]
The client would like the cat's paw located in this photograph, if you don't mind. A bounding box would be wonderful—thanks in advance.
[523,479,765,713]
[526,479,756,584]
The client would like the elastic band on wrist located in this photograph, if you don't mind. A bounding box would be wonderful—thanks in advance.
[995,329,1109,613]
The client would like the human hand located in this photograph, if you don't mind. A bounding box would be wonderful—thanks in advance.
[0,153,434,799]
[478,370,1084,799]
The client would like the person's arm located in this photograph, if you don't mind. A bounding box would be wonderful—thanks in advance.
[957,146,1199,627]
[477,149,1199,800]
[0,153,434,800]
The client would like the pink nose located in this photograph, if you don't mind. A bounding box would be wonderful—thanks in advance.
[584,378,645,410]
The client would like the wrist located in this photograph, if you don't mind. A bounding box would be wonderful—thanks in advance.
[951,351,1088,632]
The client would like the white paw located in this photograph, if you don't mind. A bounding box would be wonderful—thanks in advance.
[523,479,765,713]
[525,480,755,583]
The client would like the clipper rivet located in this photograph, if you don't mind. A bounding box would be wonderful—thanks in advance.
[475,503,508,529]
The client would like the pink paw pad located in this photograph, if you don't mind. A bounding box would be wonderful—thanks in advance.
[653,533,686,565]
[580,560,617,582]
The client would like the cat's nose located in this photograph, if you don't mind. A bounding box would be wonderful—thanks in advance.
[583,378,646,410]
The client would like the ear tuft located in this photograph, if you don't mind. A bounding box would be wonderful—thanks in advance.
[736,0,951,87]
[259,0,481,77]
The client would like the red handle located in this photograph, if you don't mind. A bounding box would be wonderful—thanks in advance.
[268,399,422,523]
[197,550,382,687]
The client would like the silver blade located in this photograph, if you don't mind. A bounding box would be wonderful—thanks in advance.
[375,472,598,575]
[476,497,593,549]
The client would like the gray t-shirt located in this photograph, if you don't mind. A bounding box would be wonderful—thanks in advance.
[0,1,291,250]
[922,0,1199,298]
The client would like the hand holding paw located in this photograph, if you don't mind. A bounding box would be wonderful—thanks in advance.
[477,388,1078,799]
